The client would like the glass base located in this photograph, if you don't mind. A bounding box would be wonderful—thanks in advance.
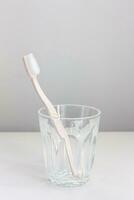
[48,170,89,187]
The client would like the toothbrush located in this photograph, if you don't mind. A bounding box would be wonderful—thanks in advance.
[23,53,78,177]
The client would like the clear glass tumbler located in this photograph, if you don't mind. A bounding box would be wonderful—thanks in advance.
[38,104,101,187]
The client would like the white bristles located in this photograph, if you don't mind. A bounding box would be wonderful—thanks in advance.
[23,53,40,78]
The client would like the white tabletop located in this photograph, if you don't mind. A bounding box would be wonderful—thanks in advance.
[0,132,134,200]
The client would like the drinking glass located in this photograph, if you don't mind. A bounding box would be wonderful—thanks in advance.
[38,104,101,187]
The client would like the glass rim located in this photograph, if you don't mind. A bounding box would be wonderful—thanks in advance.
[38,104,101,120]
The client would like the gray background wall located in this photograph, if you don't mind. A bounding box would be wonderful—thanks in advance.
[0,0,133,131]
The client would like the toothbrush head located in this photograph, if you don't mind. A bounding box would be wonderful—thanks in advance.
[23,53,40,78]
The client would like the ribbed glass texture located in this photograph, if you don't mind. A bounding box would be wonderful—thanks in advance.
[38,105,101,187]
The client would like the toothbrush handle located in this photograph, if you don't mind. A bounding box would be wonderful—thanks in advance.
[32,78,59,118]
[53,119,78,176]
[32,78,77,176]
